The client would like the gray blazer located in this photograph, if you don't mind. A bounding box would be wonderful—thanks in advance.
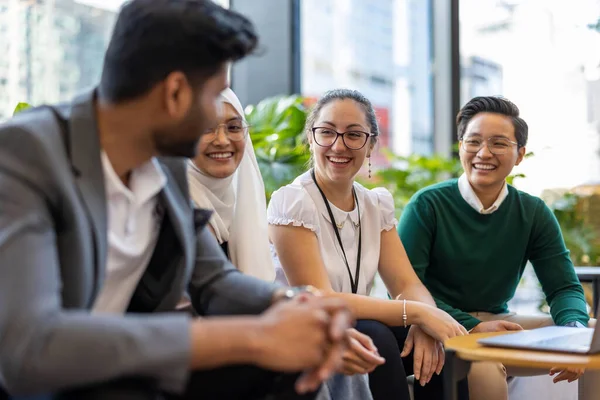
[0,90,278,395]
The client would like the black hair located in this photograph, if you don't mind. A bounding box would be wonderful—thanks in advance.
[456,96,528,147]
[98,0,258,102]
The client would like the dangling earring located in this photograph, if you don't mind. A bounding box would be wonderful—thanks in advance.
[368,156,372,179]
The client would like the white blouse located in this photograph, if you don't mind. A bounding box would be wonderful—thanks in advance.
[267,171,398,295]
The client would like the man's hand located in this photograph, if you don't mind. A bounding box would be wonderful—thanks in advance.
[400,326,444,386]
[338,328,385,375]
[470,320,523,333]
[255,295,353,394]
[550,367,584,383]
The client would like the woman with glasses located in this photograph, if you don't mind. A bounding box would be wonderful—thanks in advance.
[187,88,376,400]
[267,89,470,400]
[188,87,275,281]
[398,96,590,400]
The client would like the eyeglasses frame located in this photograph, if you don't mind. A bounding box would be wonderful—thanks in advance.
[311,126,375,150]
[201,121,250,143]
[460,136,520,155]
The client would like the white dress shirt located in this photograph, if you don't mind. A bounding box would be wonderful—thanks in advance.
[92,152,167,313]
[457,173,508,215]
[267,171,398,295]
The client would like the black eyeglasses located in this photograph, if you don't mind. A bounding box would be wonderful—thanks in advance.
[312,127,374,150]
[461,136,518,155]
[201,120,250,143]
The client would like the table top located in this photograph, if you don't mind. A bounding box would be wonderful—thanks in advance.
[445,331,600,369]
[574,266,600,279]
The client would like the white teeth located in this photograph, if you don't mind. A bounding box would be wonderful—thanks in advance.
[208,152,233,159]
[328,157,351,164]
[474,163,496,170]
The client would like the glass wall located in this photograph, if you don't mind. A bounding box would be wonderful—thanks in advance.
[460,0,600,196]
[0,0,118,119]
[300,0,436,163]
[0,0,229,120]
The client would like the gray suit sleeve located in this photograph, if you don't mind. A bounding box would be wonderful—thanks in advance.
[158,157,282,316]
[0,144,191,395]
[189,226,282,316]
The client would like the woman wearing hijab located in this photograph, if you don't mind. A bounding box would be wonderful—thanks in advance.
[187,87,275,282]
[187,88,374,400]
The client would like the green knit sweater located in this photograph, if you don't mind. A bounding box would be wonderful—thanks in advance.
[398,179,589,331]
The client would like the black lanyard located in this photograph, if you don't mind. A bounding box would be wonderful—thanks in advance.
[311,169,362,294]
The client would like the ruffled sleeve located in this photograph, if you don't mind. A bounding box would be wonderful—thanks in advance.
[267,185,320,234]
[372,187,398,231]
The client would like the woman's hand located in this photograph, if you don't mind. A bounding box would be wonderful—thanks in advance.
[413,302,468,342]
[338,328,385,375]
[400,326,445,386]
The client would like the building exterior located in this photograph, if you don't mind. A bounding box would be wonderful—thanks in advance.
[0,0,116,119]
[460,0,600,194]
[300,0,436,160]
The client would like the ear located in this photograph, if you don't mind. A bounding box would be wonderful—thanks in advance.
[366,141,375,158]
[515,146,526,166]
[163,71,193,119]
[457,141,466,159]
[306,129,314,149]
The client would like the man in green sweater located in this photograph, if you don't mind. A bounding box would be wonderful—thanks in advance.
[398,96,591,400]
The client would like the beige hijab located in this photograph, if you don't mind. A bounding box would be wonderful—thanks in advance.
[187,88,275,282]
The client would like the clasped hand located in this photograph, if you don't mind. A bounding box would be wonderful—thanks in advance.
[258,293,354,394]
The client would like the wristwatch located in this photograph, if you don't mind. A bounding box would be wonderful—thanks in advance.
[274,285,321,302]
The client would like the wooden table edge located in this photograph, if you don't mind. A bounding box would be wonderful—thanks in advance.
[445,331,600,370]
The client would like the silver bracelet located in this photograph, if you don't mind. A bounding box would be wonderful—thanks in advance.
[403,299,407,328]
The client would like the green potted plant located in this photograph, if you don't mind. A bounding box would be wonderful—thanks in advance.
[245,95,309,201]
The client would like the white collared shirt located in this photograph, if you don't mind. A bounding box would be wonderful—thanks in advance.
[457,173,508,215]
[92,152,167,314]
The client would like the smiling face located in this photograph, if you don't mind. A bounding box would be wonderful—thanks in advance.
[308,99,373,185]
[192,102,247,179]
[459,112,525,192]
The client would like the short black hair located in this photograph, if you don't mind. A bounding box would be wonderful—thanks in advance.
[456,96,528,147]
[306,89,379,139]
[99,0,258,102]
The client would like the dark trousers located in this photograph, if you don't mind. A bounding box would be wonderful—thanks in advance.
[7,366,318,400]
[356,320,470,400]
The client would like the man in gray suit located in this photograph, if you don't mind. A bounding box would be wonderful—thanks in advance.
[0,0,353,399]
